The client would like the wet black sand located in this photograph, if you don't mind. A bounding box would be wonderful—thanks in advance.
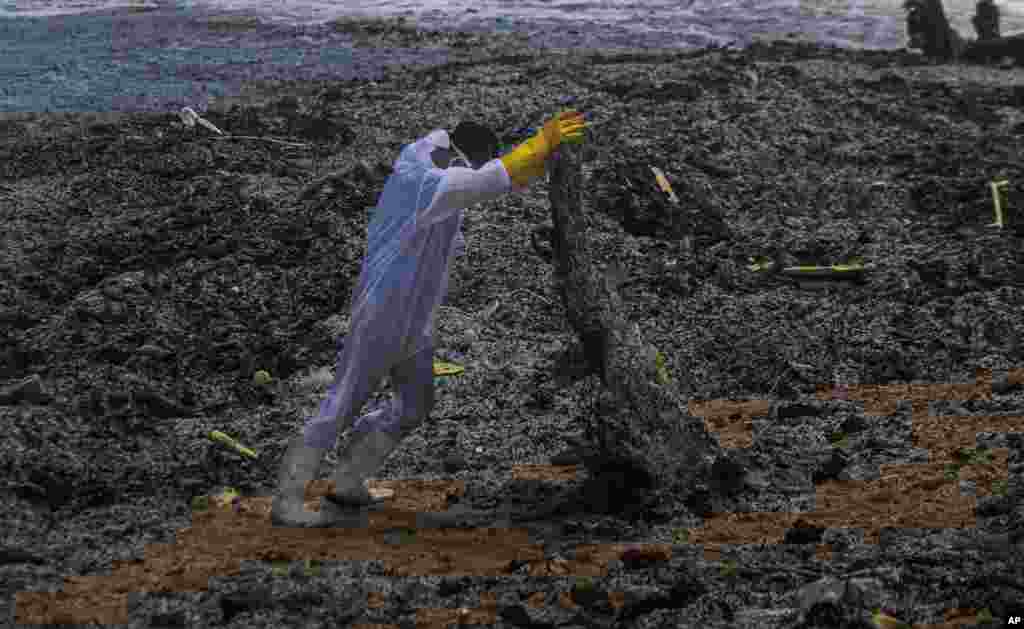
[3,17,1024,629]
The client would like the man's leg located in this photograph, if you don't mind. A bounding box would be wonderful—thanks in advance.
[271,329,395,526]
[326,344,435,506]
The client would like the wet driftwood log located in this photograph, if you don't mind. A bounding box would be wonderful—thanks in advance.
[543,141,730,517]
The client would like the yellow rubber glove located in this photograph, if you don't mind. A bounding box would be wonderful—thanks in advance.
[501,110,587,188]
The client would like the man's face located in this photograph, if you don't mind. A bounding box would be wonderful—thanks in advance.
[451,138,497,170]
[464,147,497,170]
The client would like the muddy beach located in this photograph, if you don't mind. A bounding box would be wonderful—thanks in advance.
[2,14,1024,629]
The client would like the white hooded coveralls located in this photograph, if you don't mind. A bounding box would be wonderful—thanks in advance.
[303,129,516,449]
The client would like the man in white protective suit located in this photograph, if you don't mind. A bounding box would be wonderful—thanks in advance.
[272,110,587,527]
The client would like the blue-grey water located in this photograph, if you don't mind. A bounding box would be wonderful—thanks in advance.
[2,0,1022,113]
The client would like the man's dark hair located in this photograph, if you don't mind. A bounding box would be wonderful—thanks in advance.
[451,121,499,166]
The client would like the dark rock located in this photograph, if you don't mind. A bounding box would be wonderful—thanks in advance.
[839,415,869,434]
[619,547,663,570]
[870,350,918,383]
[26,469,78,510]
[279,590,325,612]
[795,576,886,628]
[0,374,52,405]
[437,576,470,598]
[783,518,827,545]
[136,344,174,360]
[106,390,133,409]
[992,373,1023,394]
[706,453,750,496]
[605,79,704,103]
[812,449,849,483]
[498,604,554,628]
[176,477,206,492]
[131,388,193,419]
[442,453,467,473]
[96,342,133,364]
[666,572,708,606]
[569,580,608,607]
[291,114,352,142]
[775,402,825,420]
[0,307,41,329]
[549,432,593,465]
[9,480,49,503]
[0,547,47,565]
[0,344,42,379]
[617,575,706,621]
[219,585,273,624]
[976,493,1013,517]
[149,609,187,627]
[683,487,714,518]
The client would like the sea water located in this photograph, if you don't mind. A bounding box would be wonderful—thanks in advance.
[2,0,1022,112]
[4,0,1022,41]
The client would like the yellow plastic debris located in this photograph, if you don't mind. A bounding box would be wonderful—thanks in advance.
[650,166,680,205]
[780,258,867,278]
[433,361,465,376]
[208,430,258,459]
[870,608,910,629]
[784,265,861,272]
[990,178,1009,228]
[654,350,671,385]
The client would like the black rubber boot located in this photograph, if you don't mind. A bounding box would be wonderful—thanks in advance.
[325,428,400,508]
[270,435,328,527]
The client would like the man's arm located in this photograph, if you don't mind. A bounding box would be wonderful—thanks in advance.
[416,158,514,228]
[416,110,585,227]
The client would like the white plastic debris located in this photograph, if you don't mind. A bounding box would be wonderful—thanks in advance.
[179,106,224,135]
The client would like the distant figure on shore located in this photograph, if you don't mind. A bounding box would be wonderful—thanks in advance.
[972,0,1000,41]
[904,0,1022,65]
[904,0,967,59]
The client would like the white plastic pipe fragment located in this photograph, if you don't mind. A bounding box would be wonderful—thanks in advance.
[990,179,1009,228]
[650,166,679,205]
[179,106,224,135]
